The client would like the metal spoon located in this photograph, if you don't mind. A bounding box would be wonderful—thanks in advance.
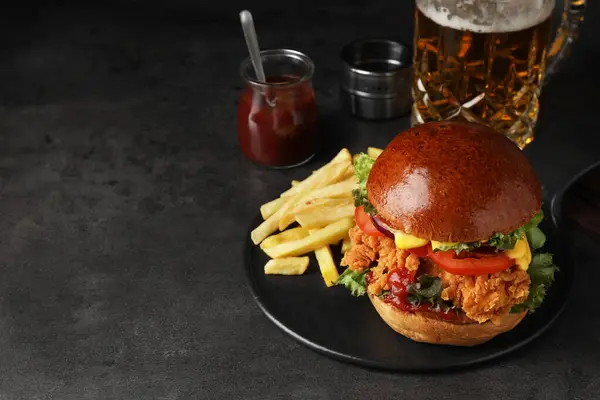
[239,10,266,83]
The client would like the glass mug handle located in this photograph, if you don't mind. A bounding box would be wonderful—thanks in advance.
[545,0,586,83]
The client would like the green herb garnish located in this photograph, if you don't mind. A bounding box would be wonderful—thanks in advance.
[405,275,453,311]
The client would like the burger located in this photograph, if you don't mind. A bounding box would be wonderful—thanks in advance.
[336,121,558,346]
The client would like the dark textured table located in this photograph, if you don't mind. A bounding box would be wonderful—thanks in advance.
[0,1,599,399]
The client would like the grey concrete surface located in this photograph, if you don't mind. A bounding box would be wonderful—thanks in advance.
[0,1,598,399]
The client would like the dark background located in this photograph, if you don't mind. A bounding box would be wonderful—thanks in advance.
[0,1,598,399]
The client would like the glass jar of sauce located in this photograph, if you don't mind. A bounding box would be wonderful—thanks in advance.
[237,49,318,168]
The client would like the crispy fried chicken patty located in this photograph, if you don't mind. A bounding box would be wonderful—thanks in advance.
[341,226,531,324]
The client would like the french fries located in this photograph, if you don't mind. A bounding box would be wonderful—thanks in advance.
[302,178,357,202]
[251,150,352,245]
[314,245,339,287]
[308,228,340,287]
[341,234,352,254]
[368,147,384,159]
[264,257,309,275]
[289,197,352,217]
[280,149,352,198]
[277,160,350,231]
[260,197,286,219]
[251,146,380,288]
[262,218,354,259]
[251,210,284,245]
[260,227,309,250]
[295,204,355,229]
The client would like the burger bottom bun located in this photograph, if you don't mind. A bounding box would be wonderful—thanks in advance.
[369,294,527,347]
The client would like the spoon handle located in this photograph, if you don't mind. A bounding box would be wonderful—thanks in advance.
[239,10,266,83]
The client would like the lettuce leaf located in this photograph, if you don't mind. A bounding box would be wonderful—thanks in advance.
[336,268,369,296]
[439,210,545,254]
[432,241,481,254]
[511,252,558,313]
[526,227,546,250]
[487,210,544,250]
[351,153,377,215]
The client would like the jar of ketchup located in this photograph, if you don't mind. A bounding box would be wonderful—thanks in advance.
[237,49,318,168]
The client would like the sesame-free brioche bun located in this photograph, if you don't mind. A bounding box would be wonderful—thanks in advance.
[369,293,527,346]
[366,121,542,243]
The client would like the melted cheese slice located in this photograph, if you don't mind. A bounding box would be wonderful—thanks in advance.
[505,238,532,271]
[395,232,532,271]
[393,231,429,249]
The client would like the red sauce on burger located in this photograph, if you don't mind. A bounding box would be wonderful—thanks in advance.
[383,268,459,322]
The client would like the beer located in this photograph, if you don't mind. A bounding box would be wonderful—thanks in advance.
[412,0,554,148]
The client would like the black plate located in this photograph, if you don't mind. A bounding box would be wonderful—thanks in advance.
[245,209,573,372]
[551,160,600,242]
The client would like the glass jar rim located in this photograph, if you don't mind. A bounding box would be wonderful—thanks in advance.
[240,49,315,89]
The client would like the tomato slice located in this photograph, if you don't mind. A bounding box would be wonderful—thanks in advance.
[355,206,385,237]
[408,245,428,258]
[427,245,513,276]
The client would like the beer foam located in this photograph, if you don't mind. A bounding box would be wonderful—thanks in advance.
[417,0,555,33]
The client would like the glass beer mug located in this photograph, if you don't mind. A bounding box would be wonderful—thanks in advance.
[411,0,586,148]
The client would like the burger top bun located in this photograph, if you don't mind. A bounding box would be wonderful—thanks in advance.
[367,121,542,242]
